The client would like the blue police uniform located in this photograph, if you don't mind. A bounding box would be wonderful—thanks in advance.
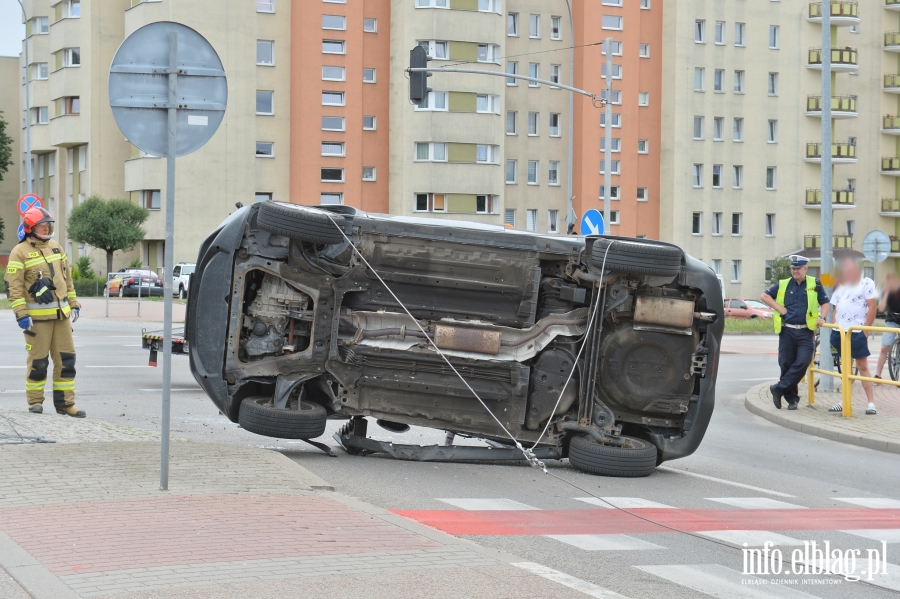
[763,257,829,407]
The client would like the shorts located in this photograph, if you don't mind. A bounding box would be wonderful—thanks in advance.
[831,329,870,360]
[882,321,900,347]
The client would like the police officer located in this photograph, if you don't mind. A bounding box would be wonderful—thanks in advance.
[760,255,829,410]
[4,207,85,417]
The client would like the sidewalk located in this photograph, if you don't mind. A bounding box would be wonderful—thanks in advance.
[745,381,900,455]
[77,297,186,323]
[0,408,589,599]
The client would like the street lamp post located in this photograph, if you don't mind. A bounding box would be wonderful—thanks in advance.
[16,0,32,194]
[564,0,575,229]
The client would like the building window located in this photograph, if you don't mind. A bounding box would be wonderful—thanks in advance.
[768,72,779,96]
[637,139,648,154]
[735,23,746,46]
[529,14,540,38]
[414,142,448,162]
[476,94,499,114]
[322,40,346,54]
[601,41,623,56]
[322,15,347,30]
[694,68,705,91]
[363,115,376,130]
[731,213,742,236]
[693,116,704,140]
[30,17,49,34]
[766,167,777,190]
[476,145,498,164]
[63,96,80,115]
[731,260,741,283]
[640,0,650,7]
[695,20,705,43]
[637,187,648,202]
[322,116,345,131]
[506,159,517,183]
[548,210,559,233]
[715,21,725,44]
[418,40,449,59]
[256,91,274,114]
[603,0,623,5]
[321,168,344,183]
[527,160,538,185]
[733,70,745,93]
[601,63,622,79]
[526,209,537,232]
[600,113,622,128]
[505,209,516,226]
[136,190,160,210]
[321,142,345,156]
[714,69,724,92]
[508,12,519,35]
[602,15,623,30]
[638,43,650,58]
[362,167,376,181]
[416,0,449,6]
[31,63,48,80]
[551,16,562,40]
[364,18,377,32]
[256,0,274,12]
[712,212,722,235]
[64,0,80,18]
[322,66,345,81]
[415,91,448,110]
[257,40,274,65]
[609,211,620,225]
[600,159,620,175]
[414,193,447,213]
[601,90,622,104]
[528,63,539,87]
[528,112,539,135]
[478,0,500,13]
[847,220,856,239]
[732,165,743,189]
[692,212,702,235]
[692,164,703,188]
[713,117,724,141]
[30,107,48,125]
[550,64,561,86]
[767,120,778,143]
[507,111,517,134]
[637,92,649,106]
[712,165,722,188]
[363,68,376,83]
[733,118,743,142]
[765,214,776,237]
[507,61,518,85]
[321,193,343,205]
[63,48,81,67]
[600,137,621,152]
[769,25,780,49]
[549,113,561,136]
[477,44,500,63]
[600,186,619,200]
[712,259,722,275]
[256,142,274,157]
[548,161,560,185]
[322,91,345,106]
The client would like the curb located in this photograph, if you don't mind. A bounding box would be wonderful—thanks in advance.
[267,449,336,491]
[744,382,900,455]
[723,331,775,336]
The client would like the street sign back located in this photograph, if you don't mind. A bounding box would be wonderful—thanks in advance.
[580,209,605,236]
[17,193,43,217]
[862,230,891,264]
[108,22,227,157]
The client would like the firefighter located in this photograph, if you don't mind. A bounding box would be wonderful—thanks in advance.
[4,207,84,417]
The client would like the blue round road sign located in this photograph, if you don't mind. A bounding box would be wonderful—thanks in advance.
[17,223,26,242]
[17,193,43,217]
[580,209,605,236]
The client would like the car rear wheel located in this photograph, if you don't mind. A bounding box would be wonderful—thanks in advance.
[567,434,658,477]
[238,396,327,439]
[590,238,682,277]
[257,202,346,244]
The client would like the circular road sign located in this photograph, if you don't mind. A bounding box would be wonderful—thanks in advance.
[17,193,43,217]
[580,209,605,236]
[108,22,227,157]
[863,230,892,264]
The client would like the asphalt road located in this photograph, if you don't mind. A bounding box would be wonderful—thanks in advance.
[2,313,899,598]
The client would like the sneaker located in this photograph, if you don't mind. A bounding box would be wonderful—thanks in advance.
[28,405,42,414]
[55,405,86,418]
[787,401,798,410]
[866,403,877,415]
[828,403,843,412]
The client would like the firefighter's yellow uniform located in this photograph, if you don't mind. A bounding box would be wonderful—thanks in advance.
[4,238,81,412]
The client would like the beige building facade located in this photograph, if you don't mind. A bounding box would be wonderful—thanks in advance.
[0,56,21,266]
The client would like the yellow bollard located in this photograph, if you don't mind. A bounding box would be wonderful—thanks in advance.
[841,327,852,417]
[807,358,815,405]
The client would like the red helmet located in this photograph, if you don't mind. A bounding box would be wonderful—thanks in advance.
[23,206,55,239]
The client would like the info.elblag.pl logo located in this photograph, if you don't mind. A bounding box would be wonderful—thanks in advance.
[743,541,889,582]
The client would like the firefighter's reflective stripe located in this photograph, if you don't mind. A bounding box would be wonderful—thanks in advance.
[67,291,77,299]
[6,260,24,274]
[10,299,26,309]
[25,379,46,391]
[53,381,75,391]
[34,286,51,298]
[26,299,70,317]
[24,257,45,268]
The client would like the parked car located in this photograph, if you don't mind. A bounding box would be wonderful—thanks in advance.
[724,298,773,319]
[186,203,723,477]
[107,269,163,297]
[173,262,195,299]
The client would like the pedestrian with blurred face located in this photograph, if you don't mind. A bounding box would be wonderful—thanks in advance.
[875,272,900,382]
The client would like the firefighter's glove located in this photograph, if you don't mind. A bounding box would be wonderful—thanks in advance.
[28,278,56,305]
[17,317,33,331]
[71,308,80,323]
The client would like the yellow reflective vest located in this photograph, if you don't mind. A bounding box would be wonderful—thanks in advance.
[4,238,80,321]
[773,275,818,334]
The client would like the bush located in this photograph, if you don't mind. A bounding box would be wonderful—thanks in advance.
[128,258,143,268]
[73,278,106,298]
[71,265,80,281]
[76,255,95,280]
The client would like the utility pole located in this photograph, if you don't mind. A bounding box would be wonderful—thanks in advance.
[820,8,835,391]
[16,0,32,194]
[564,0,575,229]
[603,37,613,235]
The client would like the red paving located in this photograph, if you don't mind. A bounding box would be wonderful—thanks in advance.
[392,507,900,537]
[0,494,440,575]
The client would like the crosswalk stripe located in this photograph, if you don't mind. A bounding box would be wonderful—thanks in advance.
[696,530,805,548]
[834,498,900,509]
[706,497,805,510]
[575,497,674,509]
[794,558,900,592]
[513,562,633,598]
[436,498,539,511]
[841,529,900,543]
[547,534,664,551]
[637,564,819,598]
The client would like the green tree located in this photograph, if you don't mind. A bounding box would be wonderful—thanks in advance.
[75,255,95,279]
[0,110,13,183]
[766,257,793,286]
[67,196,149,276]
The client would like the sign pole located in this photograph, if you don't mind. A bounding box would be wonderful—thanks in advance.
[160,31,177,491]
[819,8,835,392]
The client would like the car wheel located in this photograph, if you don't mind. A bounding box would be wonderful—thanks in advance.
[567,434,658,478]
[257,201,346,244]
[238,396,327,440]
[178,285,185,300]
[750,315,758,320]
[590,238,683,277]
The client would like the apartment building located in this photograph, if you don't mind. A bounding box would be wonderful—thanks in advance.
[0,56,20,267]
[661,0,886,297]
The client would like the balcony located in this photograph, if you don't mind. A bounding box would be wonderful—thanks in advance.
[882,157,900,175]
[804,234,853,250]
[889,0,900,11]
[884,115,900,134]
[886,74,900,93]
[805,189,856,209]
[805,95,858,119]
[880,198,900,216]
[808,1,860,26]
[886,32,900,52]
[892,237,900,258]
[808,47,859,73]
[805,141,857,163]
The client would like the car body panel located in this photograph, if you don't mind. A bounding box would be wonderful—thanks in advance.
[724,298,773,319]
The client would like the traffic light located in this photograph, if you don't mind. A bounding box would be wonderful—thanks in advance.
[409,46,432,104]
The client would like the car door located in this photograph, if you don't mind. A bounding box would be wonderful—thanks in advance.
[724,299,733,317]
[732,300,749,318]
[173,265,181,283]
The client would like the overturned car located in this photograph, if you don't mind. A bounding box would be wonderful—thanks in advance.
[186,202,723,477]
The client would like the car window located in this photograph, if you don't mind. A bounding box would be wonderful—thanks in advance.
[727,300,738,308]
[173,267,181,276]
[183,266,195,275]
[746,300,768,310]
[734,301,746,309]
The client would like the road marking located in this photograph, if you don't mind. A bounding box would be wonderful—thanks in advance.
[657,467,796,498]
[0,367,24,369]
[834,498,900,509]
[436,498,539,511]
[0,390,25,394]
[637,564,818,598]
[575,497,674,509]
[547,534,664,551]
[696,530,805,547]
[120,344,143,347]
[706,498,805,510]
[82,365,147,368]
[794,558,900,592]
[513,562,631,598]
[841,529,900,543]
[138,389,201,393]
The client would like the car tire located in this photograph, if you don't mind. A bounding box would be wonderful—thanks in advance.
[567,434,658,478]
[178,285,185,300]
[238,396,328,440]
[257,201,346,244]
[590,238,682,277]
